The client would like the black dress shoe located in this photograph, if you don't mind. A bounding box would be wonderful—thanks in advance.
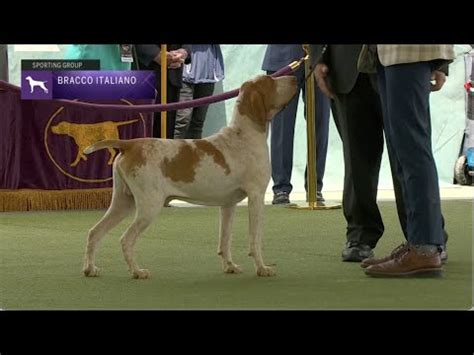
[272,192,290,205]
[342,242,374,262]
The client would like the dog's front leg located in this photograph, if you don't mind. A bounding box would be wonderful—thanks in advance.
[218,204,242,274]
[247,192,276,277]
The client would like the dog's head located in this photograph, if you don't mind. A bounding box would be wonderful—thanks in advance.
[25,76,32,81]
[237,75,297,132]
[51,121,70,135]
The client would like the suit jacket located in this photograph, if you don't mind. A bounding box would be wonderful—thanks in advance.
[310,45,452,94]
[310,44,364,94]
[262,44,305,72]
[133,44,191,88]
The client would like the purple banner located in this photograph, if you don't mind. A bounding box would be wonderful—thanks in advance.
[21,71,156,100]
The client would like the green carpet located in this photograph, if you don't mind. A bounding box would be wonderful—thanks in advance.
[0,200,472,309]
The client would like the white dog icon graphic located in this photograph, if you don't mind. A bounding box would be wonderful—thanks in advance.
[25,76,49,94]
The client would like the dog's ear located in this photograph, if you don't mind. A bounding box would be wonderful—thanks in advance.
[238,81,268,132]
[255,76,277,120]
[249,89,267,122]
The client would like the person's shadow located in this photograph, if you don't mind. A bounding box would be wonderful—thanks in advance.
[202,81,228,137]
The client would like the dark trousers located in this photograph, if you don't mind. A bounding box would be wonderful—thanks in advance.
[267,67,330,194]
[332,74,391,247]
[377,61,444,246]
[153,82,181,139]
[175,82,215,139]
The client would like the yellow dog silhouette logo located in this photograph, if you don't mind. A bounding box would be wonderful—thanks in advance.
[51,119,138,167]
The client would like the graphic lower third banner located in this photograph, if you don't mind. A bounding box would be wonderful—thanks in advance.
[21,64,156,100]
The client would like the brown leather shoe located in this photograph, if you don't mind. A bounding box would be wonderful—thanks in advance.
[364,246,443,277]
[360,243,408,268]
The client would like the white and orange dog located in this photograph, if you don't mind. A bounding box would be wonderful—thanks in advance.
[83,75,297,279]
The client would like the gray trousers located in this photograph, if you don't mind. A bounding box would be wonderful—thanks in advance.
[175,82,215,139]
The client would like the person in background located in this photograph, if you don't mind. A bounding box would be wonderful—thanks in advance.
[174,45,224,139]
[65,45,132,70]
[133,44,191,139]
[262,44,331,206]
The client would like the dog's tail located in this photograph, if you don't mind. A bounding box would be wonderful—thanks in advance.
[84,140,132,154]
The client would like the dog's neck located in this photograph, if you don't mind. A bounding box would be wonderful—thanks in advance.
[227,109,269,141]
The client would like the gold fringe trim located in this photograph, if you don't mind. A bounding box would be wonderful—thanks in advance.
[0,188,112,212]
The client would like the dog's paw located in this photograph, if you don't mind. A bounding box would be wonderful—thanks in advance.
[256,266,276,277]
[223,263,243,274]
[133,269,151,279]
[83,265,101,277]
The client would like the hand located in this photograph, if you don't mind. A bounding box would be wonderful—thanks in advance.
[314,63,335,99]
[169,49,187,65]
[170,48,188,61]
[167,49,187,69]
[431,70,446,92]
[154,51,174,65]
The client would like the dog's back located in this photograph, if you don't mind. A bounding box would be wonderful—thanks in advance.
[86,137,249,206]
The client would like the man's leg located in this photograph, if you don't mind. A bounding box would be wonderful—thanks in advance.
[367,73,448,264]
[166,83,181,139]
[381,62,444,247]
[332,74,385,260]
[174,82,194,139]
[185,83,215,139]
[268,69,302,204]
[367,74,408,239]
[365,62,443,277]
[154,81,180,139]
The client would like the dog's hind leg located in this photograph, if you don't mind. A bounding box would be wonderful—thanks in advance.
[247,191,276,277]
[83,170,135,277]
[218,204,242,274]
[120,195,164,279]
